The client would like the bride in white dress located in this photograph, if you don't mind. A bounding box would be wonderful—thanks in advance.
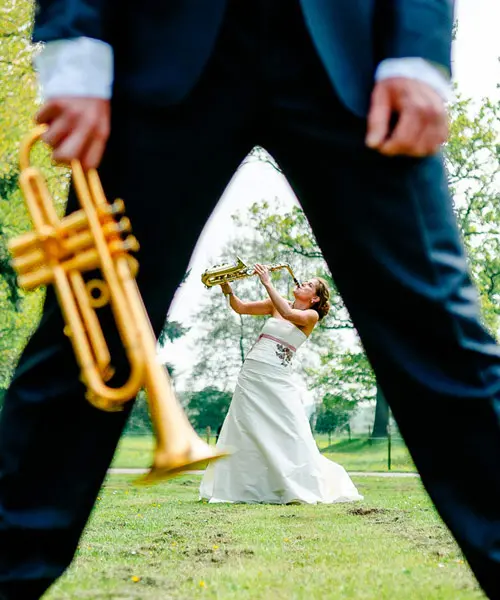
[199,264,363,505]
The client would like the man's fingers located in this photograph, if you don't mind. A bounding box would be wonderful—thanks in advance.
[52,123,94,165]
[418,122,449,156]
[368,79,449,157]
[380,110,447,157]
[366,85,392,149]
[41,114,76,149]
[80,137,107,170]
[34,97,111,167]
[79,116,109,169]
[379,90,447,156]
[408,124,443,157]
[378,110,422,156]
[35,100,62,125]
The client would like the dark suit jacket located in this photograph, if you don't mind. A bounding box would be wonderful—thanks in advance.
[33,0,454,116]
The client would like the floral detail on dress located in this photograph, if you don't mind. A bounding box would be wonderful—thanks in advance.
[275,343,294,366]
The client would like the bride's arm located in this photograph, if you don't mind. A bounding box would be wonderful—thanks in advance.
[220,283,273,315]
[262,281,318,327]
[255,265,319,328]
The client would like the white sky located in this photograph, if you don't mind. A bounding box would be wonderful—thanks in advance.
[159,0,500,387]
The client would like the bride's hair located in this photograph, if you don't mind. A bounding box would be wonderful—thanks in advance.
[312,277,331,320]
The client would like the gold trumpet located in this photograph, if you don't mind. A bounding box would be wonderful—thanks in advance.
[201,256,300,288]
[8,125,228,484]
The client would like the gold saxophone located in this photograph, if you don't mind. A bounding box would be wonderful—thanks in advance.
[8,125,228,484]
[201,256,300,288]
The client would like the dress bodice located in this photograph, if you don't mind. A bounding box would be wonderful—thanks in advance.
[245,317,308,368]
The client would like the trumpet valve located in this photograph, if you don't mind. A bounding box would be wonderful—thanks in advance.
[101,217,131,238]
[107,199,126,216]
[117,217,132,234]
[109,235,140,255]
[124,236,140,252]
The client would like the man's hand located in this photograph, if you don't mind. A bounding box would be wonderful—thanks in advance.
[365,78,448,158]
[36,97,111,170]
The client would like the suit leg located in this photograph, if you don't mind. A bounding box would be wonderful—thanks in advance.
[266,98,500,598]
[0,61,255,598]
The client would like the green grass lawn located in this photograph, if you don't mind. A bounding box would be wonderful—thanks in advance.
[111,435,416,473]
[319,437,415,473]
[112,435,155,469]
[46,475,483,600]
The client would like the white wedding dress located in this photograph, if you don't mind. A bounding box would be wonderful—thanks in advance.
[199,317,363,504]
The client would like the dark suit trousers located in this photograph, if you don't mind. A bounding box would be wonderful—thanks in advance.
[1,2,499,598]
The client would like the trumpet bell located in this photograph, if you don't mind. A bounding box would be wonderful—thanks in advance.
[135,439,229,485]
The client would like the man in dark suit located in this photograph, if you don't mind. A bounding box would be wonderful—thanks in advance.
[1,1,499,599]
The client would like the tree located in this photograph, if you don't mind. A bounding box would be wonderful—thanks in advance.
[0,1,36,167]
[371,385,390,438]
[314,407,337,446]
[307,341,376,406]
[445,94,500,334]
[158,318,190,346]
[187,386,232,431]
[0,0,69,396]
[314,393,357,445]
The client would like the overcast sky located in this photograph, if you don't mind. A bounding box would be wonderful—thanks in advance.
[159,1,500,385]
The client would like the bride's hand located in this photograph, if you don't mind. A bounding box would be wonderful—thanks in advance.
[254,263,271,285]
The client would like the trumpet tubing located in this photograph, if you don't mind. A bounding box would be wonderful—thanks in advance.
[9,125,227,483]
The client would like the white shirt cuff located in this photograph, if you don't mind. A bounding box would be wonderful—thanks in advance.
[34,41,451,107]
[375,58,452,102]
[33,37,114,100]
